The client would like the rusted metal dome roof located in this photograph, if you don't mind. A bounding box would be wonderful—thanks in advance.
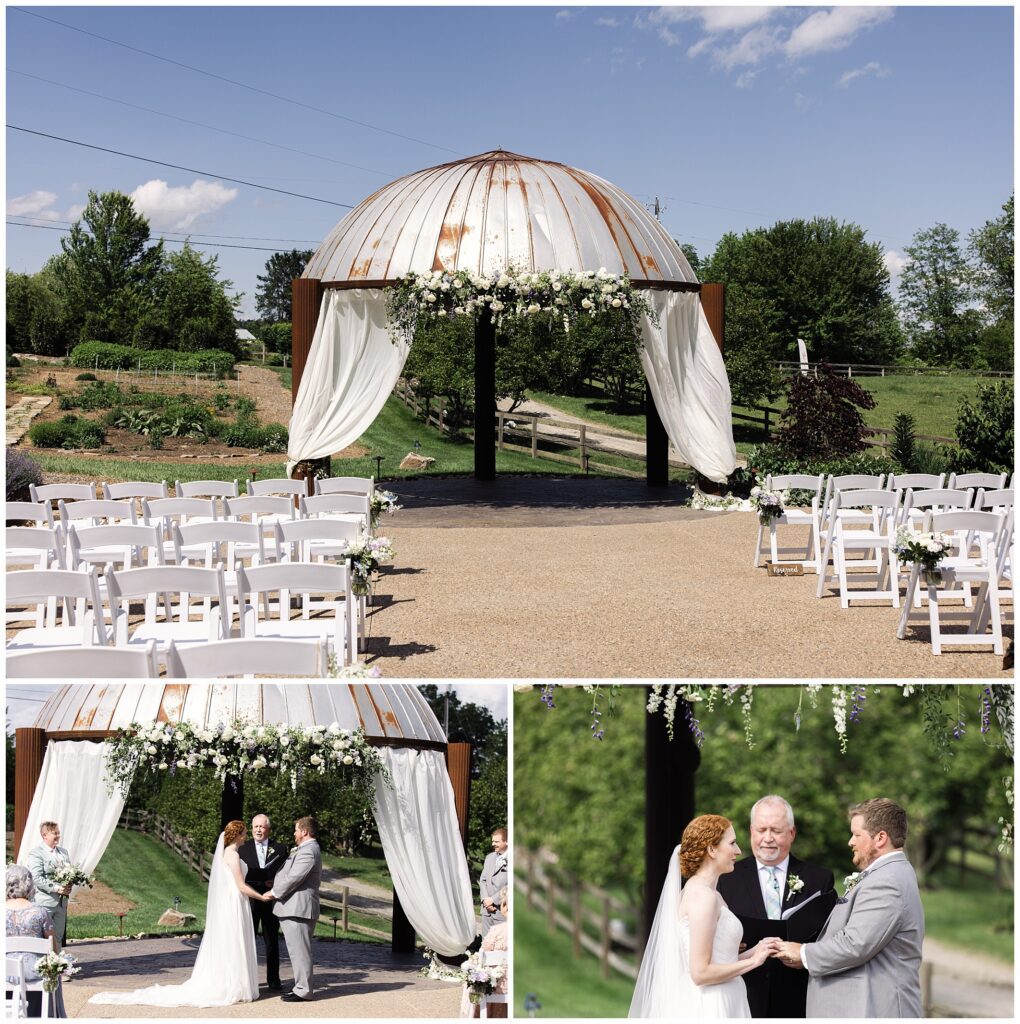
[303,150,697,286]
[33,684,445,743]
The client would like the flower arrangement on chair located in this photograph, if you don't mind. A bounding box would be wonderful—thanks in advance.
[750,485,787,525]
[892,527,955,585]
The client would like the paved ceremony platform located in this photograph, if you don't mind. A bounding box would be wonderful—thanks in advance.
[61,935,460,1018]
[359,476,1010,678]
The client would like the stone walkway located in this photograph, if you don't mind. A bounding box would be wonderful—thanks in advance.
[6,395,51,444]
[62,935,460,1018]
[924,936,1014,1017]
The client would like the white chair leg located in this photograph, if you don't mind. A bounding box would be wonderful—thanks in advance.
[928,583,942,655]
[837,541,850,609]
[817,530,836,598]
[769,523,780,565]
[897,566,920,639]
[753,521,764,568]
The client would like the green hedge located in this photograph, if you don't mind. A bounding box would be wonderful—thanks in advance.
[69,341,236,377]
[746,443,898,480]
[29,415,106,449]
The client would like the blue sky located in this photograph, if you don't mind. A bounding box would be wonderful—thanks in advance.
[6,4,1014,317]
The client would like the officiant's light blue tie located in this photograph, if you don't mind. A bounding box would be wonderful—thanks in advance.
[765,867,782,920]
[258,843,266,868]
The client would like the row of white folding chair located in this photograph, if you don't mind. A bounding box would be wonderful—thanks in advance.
[6,500,55,529]
[6,566,108,649]
[166,637,329,677]
[6,525,66,570]
[6,639,159,678]
[897,510,1010,655]
[5,935,56,1017]
[314,475,374,497]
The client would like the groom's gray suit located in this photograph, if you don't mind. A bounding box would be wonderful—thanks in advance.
[271,839,322,999]
[804,851,924,1018]
[25,843,71,946]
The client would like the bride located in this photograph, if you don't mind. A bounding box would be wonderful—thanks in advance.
[91,819,269,1007]
[630,814,781,1018]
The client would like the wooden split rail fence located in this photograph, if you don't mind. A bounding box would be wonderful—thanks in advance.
[117,809,391,940]
[516,846,642,980]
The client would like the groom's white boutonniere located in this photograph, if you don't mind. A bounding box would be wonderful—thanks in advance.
[786,874,805,895]
[842,871,862,896]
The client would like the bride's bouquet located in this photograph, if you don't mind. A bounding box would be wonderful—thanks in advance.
[34,951,81,992]
[892,526,955,585]
[46,858,94,890]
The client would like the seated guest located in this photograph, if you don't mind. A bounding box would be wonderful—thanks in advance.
[5,864,64,1018]
[461,887,509,1018]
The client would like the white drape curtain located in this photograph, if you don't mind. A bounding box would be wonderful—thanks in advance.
[16,741,126,871]
[287,288,411,474]
[639,289,738,484]
[372,747,476,956]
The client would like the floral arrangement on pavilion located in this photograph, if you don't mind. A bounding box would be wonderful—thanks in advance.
[893,527,955,585]
[385,266,654,343]
[103,720,387,795]
[342,535,395,596]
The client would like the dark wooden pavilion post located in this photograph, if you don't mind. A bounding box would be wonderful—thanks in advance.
[645,387,669,487]
[291,278,325,403]
[700,283,725,354]
[642,693,700,947]
[220,776,244,831]
[474,313,496,480]
[14,728,47,855]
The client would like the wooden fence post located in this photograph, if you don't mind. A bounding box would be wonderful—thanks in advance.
[579,424,587,471]
[531,417,538,459]
[342,885,350,932]
[547,876,556,933]
[497,412,505,451]
[600,897,610,979]
[526,853,536,910]
[571,880,582,958]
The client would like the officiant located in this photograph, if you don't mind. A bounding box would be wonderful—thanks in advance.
[239,814,288,991]
[717,796,836,1017]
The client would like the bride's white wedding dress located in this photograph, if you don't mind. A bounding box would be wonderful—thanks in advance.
[90,834,259,1007]
[629,844,751,1018]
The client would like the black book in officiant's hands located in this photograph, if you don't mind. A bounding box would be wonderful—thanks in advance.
[737,888,839,946]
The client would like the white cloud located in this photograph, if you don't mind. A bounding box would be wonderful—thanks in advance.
[884,249,910,277]
[554,9,574,22]
[715,25,783,70]
[649,7,776,33]
[449,684,507,721]
[65,204,85,221]
[595,16,620,29]
[837,61,891,88]
[658,25,681,46]
[785,7,893,59]
[8,190,58,217]
[735,69,760,89]
[129,179,238,231]
[794,92,817,111]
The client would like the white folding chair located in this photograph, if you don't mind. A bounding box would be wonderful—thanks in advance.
[246,476,309,499]
[102,480,169,501]
[29,481,95,507]
[820,474,886,531]
[974,488,1015,516]
[238,561,354,666]
[887,473,945,491]
[478,950,509,1019]
[314,475,374,497]
[751,474,823,572]
[58,498,137,531]
[6,501,54,529]
[223,496,295,540]
[949,472,1007,491]
[897,510,1008,655]
[7,640,159,679]
[897,487,973,528]
[6,526,65,570]
[166,637,328,678]
[143,497,219,562]
[299,493,370,531]
[274,519,365,648]
[67,523,164,572]
[5,936,56,1017]
[107,564,232,659]
[6,566,108,654]
[817,489,900,607]
[175,478,239,518]
[5,955,28,1019]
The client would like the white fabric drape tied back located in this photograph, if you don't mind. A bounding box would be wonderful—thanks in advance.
[17,740,126,871]
[372,747,476,956]
[287,288,411,474]
[639,289,738,484]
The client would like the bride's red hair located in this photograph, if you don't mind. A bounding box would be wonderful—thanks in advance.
[679,814,731,878]
[223,820,247,846]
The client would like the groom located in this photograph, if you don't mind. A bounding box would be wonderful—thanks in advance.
[717,796,835,1017]
[776,798,925,1018]
[25,821,72,949]
[268,816,322,1003]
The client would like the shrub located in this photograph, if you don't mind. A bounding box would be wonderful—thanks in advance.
[890,412,917,471]
[234,396,257,419]
[6,449,44,500]
[213,388,231,413]
[6,347,20,368]
[773,367,877,459]
[112,408,164,436]
[69,341,236,377]
[62,381,124,412]
[75,372,98,381]
[224,421,288,453]
[954,381,1014,474]
[29,415,106,450]
[747,443,897,481]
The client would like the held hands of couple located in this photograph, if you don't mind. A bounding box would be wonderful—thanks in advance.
[750,936,784,966]
[773,940,804,968]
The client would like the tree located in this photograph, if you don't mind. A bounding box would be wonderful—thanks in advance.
[6,260,73,356]
[56,190,164,345]
[773,367,876,459]
[679,242,701,276]
[700,217,902,368]
[898,224,982,366]
[255,249,313,323]
[718,284,784,407]
[969,195,1013,325]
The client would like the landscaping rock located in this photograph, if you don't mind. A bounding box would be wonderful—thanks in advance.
[399,452,436,470]
[156,909,197,927]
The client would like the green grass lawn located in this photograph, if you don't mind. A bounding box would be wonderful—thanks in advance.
[322,849,393,892]
[920,869,1013,963]
[514,901,634,1018]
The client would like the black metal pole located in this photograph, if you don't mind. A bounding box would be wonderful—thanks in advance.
[474,312,496,480]
[643,693,699,946]
[645,384,669,487]
[221,774,244,831]
[391,891,417,953]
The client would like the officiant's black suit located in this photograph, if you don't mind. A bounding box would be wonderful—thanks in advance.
[239,837,289,989]
[717,855,835,1018]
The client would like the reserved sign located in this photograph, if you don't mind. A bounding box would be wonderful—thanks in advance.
[766,562,805,577]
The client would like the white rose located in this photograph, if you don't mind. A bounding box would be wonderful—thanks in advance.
[440,281,450,291]
[425,292,436,303]
[177,759,187,768]
[490,300,504,312]
[581,298,593,309]
[279,735,291,747]
[343,755,354,765]
[146,744,158,754]
[310,754,323,766]
[221,727,234,741]
[528,303,541,314]
[611,298,622,308]
[552,281,562,291]
[497,275,510,287]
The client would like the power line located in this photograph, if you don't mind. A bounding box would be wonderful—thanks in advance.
[8,215,321,245]
[12,6,464,158]
[7,220,298,252]
[9,69,398,180]
[7,125,354,208]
